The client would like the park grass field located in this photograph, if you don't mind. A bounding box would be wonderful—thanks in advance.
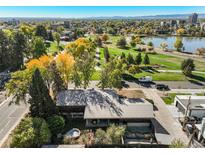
[100,47,205,71]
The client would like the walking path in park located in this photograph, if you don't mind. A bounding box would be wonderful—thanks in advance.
[157,69,205,74]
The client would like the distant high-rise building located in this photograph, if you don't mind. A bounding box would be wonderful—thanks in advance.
[64,21,71,28]
[189,13,198,25]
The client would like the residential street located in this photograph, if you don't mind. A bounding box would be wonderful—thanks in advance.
[80,80,205,89]
[0,96,29,147]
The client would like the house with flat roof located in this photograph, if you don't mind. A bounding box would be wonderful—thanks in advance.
[56,89,154,127]
[174,95,205,120]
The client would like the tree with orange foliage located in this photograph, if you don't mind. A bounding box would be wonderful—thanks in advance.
[55,52,75,86]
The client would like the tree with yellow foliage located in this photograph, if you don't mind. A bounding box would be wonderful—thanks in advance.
[65,38,96,58]
[55,52,75,86]
[177,28,186,36]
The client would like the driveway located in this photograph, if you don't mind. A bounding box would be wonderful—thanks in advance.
[142,89,189,144]
[0,97,29,147]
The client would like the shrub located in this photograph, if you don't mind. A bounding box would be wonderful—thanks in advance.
[47,115,65,136]
[170,139,186,148]
[94,125,125,145]
[147,41,153,47]
[128,65,140,75]
[130,40,136,48]
[11,117,51,148]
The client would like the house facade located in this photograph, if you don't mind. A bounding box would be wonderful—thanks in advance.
[174,95,205,120]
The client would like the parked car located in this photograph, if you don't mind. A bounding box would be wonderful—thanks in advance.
[155,84,169,90]
[138,76,152,82]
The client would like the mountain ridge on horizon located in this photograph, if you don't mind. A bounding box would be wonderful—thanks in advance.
[1,13,205,20]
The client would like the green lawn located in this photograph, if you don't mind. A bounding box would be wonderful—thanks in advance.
[105,47,205,71]
[162,93,204,105]
[91,35,205,81]
[134,72,186,81]
[47,42,65,54]
[95,34,205,71]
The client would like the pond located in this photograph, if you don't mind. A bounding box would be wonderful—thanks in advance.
[142,36,205,53]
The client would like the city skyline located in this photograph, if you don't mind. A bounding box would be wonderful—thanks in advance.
[0,6,205,18]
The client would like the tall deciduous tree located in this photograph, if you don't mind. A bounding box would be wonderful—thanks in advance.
[181,58,195,76]
[11,31,28,71]
[116,37,127,49]
[0,30,10,71]
[29,69,56,118]
[55,52,75,86]
[53,32,61,48]
[174,38,183,52]
[31,36,47,58]
[77,51,95,89]
[35,25,48,40]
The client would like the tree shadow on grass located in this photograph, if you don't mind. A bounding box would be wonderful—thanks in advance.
[187,79,204,86]
[189,74,205,83]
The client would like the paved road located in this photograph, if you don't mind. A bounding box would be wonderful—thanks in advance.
[142,89,189,145]
[0,97,29,147]
[157,70,205,74]
[68,80,205,90]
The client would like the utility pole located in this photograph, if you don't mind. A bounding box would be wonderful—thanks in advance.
[182,95,191,131]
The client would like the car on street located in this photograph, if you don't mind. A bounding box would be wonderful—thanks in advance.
[138,76,152,82]
[155,84,169,90]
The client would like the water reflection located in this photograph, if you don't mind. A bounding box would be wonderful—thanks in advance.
[143,36,205,53]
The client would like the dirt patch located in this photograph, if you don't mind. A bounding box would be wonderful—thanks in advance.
[117,89,146,98]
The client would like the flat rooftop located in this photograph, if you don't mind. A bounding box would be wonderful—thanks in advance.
[57,89,154,119]
[176,95,205,110]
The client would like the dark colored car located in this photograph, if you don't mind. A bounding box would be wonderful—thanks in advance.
[155,84,169,90]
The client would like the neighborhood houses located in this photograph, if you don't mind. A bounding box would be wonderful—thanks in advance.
[0,6,205,149]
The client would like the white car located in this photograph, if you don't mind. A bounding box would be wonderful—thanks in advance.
[138,76,152,82]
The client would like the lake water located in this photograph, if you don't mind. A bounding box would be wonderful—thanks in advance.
[142,36,205,53]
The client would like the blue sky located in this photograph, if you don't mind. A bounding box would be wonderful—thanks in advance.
[0,6,204,18]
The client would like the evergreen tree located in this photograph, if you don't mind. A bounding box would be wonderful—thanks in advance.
[47,30,54,41]
[103,47,110,63]
[127,53,134,65]
[143,54,150,65]
[121,52,126,59]
[135,53,142,65]
[29,69,56,118]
